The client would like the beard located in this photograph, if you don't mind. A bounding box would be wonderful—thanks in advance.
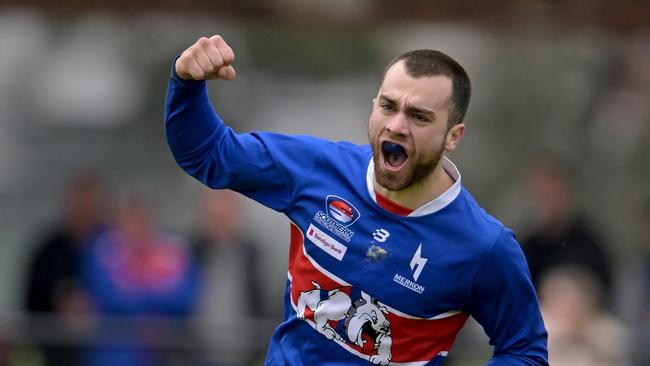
[372,141,445,192]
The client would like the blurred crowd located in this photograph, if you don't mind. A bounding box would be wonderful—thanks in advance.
[12,172,274,366]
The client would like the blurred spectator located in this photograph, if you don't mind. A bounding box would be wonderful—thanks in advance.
[539,266,629,366]
[81,187,199,366]
[0,336,9,366]
[520,158,613,300]
[635,199,650,366]
[192,188,265,366]
[23,172,107,366]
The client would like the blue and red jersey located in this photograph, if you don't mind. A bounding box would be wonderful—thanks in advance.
[164,68,548,366]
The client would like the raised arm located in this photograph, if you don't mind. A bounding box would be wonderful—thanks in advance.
[164,35,327,212]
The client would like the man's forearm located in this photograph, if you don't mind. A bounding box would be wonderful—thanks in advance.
[164,70,228,179]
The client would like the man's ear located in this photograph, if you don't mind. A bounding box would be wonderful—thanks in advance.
[444,123,465,152]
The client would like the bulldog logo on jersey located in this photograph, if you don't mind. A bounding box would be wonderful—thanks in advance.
[326,195,360,226]
[313,195,361,242]
[296,281,392,365]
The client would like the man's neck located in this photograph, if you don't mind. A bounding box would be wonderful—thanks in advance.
[374,161,455,211]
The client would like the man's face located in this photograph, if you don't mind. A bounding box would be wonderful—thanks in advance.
[368,61,456,191]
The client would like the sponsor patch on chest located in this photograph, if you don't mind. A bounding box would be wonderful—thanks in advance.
[307,224,348,261]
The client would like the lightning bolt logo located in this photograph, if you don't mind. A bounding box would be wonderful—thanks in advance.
[409,243,428,282]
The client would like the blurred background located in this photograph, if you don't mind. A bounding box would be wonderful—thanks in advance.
[0,1,649,365]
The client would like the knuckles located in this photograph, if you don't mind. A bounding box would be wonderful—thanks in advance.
[188,46,202,59]
[178,35,234,80]
[197,37,211,47]
[222,52,234,65]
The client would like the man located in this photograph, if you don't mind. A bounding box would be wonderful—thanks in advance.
[521,158,612,301]
[165,35,548,365]
[24,172,105,366]
[192,188,266,365]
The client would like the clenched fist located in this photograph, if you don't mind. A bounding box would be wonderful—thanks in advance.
[175,35,236,81]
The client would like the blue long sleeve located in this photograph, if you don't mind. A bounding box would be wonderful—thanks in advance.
[164,65,328,212]
[470,228,549,366]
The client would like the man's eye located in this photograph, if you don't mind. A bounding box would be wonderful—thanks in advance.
[381,104,395,112]
[411,113,428,122]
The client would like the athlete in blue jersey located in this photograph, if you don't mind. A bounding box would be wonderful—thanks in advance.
[165,35,548,365]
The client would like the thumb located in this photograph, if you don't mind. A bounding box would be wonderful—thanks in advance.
[217,65,236,80]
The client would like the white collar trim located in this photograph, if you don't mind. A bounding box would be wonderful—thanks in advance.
[366,156,462,217]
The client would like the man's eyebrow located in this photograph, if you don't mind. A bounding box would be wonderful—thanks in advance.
[406,105,436,119]
[378,94,437,121]
[379,95,436,118]
[377,95,396,104]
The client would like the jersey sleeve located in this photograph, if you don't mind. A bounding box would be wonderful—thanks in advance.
[469,228,549,366]
[164,63,325,212]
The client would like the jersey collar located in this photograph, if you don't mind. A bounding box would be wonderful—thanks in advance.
[366,156,462,217]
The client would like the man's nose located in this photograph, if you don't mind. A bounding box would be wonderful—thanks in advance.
[385,113,409,135]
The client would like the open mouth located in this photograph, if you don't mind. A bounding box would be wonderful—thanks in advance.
[381,141,408,169]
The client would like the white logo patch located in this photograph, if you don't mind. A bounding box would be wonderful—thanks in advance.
[307,224,348,261]
[409,244,428,282]
[372,228,390,243]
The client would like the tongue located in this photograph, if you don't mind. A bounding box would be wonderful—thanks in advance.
[387,151,407,167]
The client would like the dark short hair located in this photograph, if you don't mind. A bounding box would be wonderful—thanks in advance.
[385,49,471,126]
